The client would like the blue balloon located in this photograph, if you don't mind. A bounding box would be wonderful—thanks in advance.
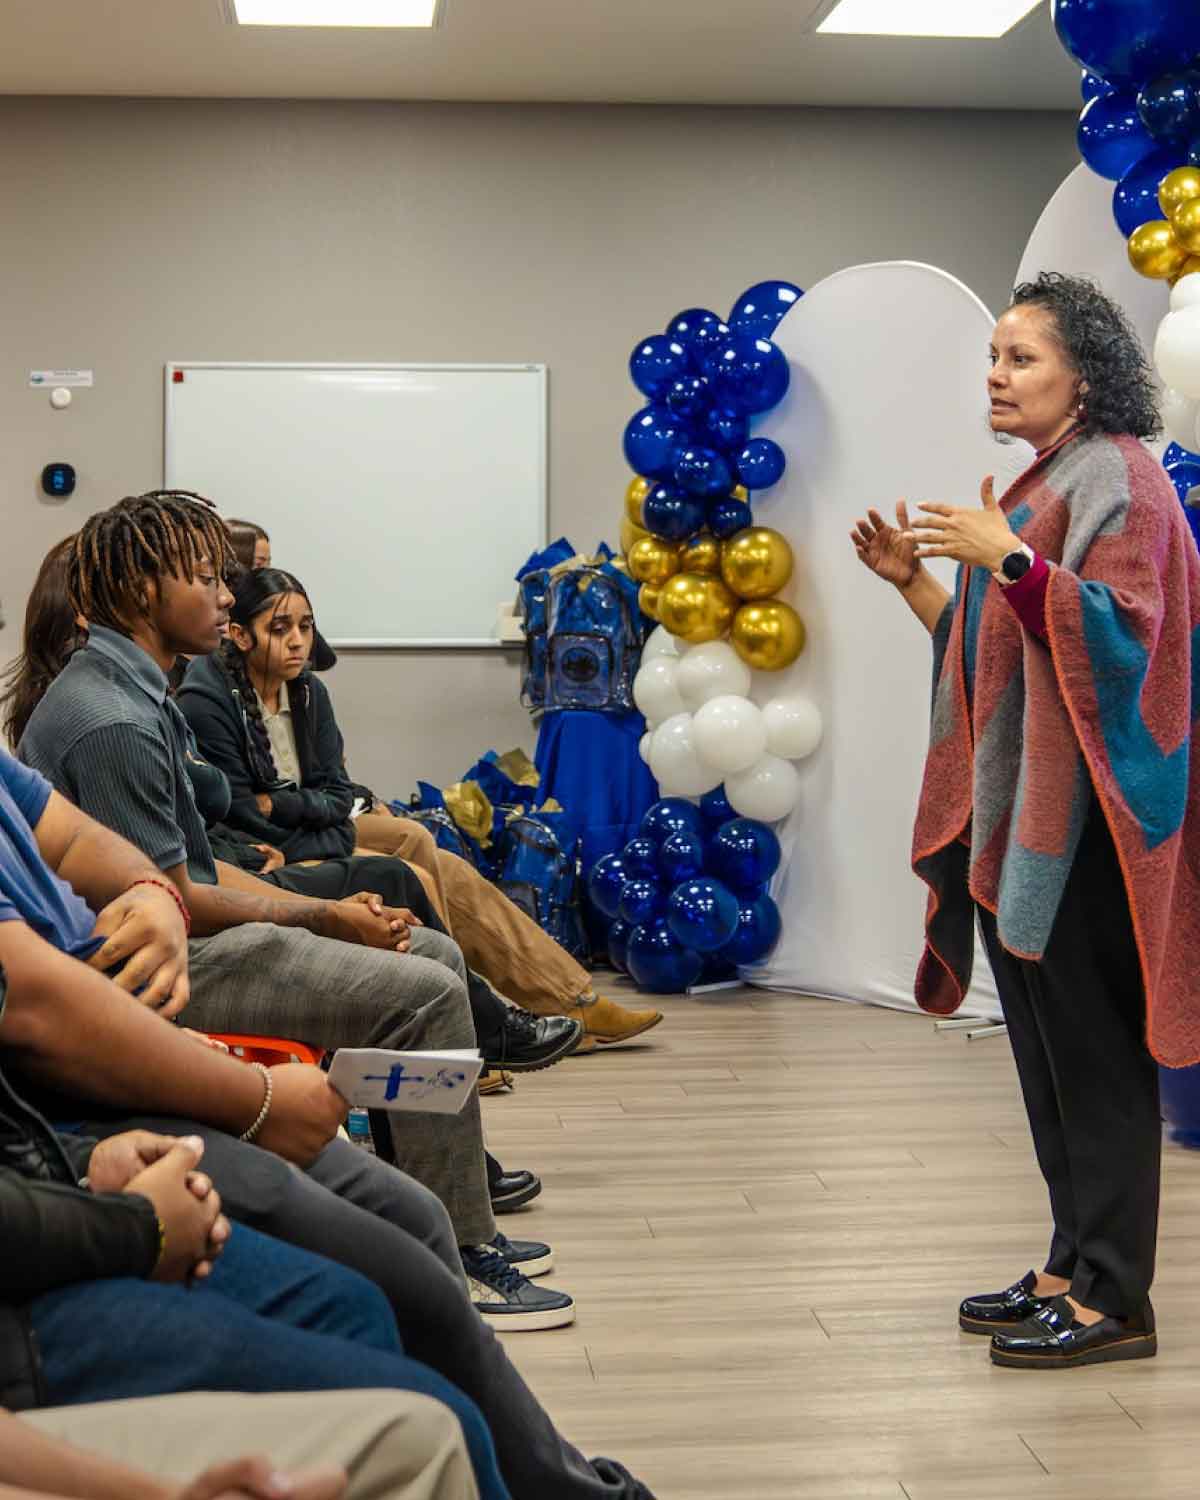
[717,893,782,967]
[666,307,723,353]
[665,375,711,421]
[607,918,633,975]
[640,796,705,847]
[1077,90,1156,180]
[1191,134,1200,169]
[643,482,707,543]
[675,446,735,499]
[688,319,733,374]
[621,836,660,880]
[709,335,791,415]
[708,818,782,895]
[736,437,786,491]
[702,405,751,453]
[700,784,735,826]
[627,918,703,995]
[587,853,628,919]
[1165,457,1200,504]
[708,497,753,540]
[622,405,692,482]
[1081,68,1111,103]
[1113,144,1186,237]
[667,877,741,954]
[619,878,665,928]
[728,279,803,338]
[1137,70,1200,145]
[1053,0,1200,93]
[1164,442,1200,466]
[659,831,706,886]
[629,335,689,401]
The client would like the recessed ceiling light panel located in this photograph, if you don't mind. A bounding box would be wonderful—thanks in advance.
[817,0,1041,39]
[230,0,439,26]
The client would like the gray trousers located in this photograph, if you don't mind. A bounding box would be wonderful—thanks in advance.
[75,1126,641,1500]
[182,921,494,1245]
[26,1390,479,1500]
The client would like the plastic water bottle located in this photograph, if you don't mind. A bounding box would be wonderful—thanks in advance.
[346,1109,375,1153]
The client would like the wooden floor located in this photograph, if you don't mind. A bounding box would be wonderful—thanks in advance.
[483,979,1200,1500]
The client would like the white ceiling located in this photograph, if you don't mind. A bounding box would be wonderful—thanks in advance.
[0,0,1079,109]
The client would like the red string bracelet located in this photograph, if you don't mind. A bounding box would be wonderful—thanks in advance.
[126,877,192,937]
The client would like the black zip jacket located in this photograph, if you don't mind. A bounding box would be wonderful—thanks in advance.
[0,965,159,1407]
[176,654,356,863]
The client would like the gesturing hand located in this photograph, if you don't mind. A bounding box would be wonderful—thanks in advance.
[851,502,922,589]
[905,477,1020,572]
[171,1456,347,1500]
[88,882,190,1018]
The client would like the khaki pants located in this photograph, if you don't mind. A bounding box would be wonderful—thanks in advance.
[25,1389,479,1500]
[354,812,589,1015]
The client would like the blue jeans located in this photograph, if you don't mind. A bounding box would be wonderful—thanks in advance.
[28,1224,510,1500]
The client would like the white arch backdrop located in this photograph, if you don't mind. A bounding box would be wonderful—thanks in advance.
[745,163,1167,1017]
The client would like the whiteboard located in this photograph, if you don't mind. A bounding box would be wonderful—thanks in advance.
[164,362,547,647]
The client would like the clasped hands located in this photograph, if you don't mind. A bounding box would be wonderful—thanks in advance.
[902,477,1020,573]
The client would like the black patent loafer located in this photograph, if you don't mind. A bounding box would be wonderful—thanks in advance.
[959,1270,1051,1334]
[990,1295,1157,1369]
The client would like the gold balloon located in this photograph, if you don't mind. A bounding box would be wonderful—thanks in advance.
[720,526,795,600]
[731,600,806,672]
[1171,255,1200,287]
[1172,198,1200,256]
[624,475,652,527]
[627,535,681,586]
[620,516,649,555]
[1160,165,1200,220]
[638,582,661,620]
[732,485,749,502]
[657,572,737,644]
[680,534,721,575]
[1128,219,1189,280]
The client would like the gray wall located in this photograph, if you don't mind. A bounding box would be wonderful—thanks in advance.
[0,97,1076,793]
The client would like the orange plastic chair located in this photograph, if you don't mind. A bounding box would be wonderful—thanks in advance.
[206,1033,325,1068]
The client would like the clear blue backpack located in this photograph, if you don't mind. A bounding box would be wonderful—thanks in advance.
[523,563,644,713]
[496,812,590,962]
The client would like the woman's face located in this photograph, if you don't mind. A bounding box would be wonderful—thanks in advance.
[232,591,314,684]
[253,538,272,569]
[988,304,1084,452]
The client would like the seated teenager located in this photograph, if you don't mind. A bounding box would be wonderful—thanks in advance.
[15,494,576,1330]
[176,561,662,1051]
[0,1076,507,1500]
[0,745,652,1498]
[225,514,337,672]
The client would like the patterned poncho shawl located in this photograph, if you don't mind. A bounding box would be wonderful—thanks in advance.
[911,429,1200,1067]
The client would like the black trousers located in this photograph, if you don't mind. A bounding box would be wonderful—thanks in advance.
[264,855,510,1047]
[977,808,1161,1319]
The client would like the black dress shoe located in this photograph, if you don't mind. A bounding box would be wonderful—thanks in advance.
[483,1010,583,1072]
[489,1166,542,1214]
[959,1270,1052,1334]
[990,1295,1157,1368]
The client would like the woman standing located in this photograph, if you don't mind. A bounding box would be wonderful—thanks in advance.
[853,272,1200,1368]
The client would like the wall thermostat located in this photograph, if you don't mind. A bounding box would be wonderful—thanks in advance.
[41,463,76,498]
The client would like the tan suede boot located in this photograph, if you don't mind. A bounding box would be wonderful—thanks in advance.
[562,991,664,1046]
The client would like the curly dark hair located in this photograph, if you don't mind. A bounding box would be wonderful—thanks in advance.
[1009,272,1160,440]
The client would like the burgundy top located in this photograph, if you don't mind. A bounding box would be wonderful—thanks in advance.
[998,551,1049,641]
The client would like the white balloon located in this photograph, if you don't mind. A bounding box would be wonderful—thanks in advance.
[674,639,753,710]
[762,695,824,760]
[640,625,679,664]
[649,712,723,798]
[725,753,801,823]
[1155,307,1200,400]
[692,694,768,774]
[1162,388,1200,451]
[639,730,653,764]
[633,657,685,723]
[1170,272,1200,312]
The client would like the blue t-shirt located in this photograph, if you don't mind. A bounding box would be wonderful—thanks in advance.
[0,748,100,960]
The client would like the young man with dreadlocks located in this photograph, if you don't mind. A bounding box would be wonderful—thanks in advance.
[18,492,584,1335]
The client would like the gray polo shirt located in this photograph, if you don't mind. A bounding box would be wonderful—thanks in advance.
[19,626,218,885]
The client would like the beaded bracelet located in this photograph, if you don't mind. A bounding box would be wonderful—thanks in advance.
[240,1062,274,1143]
[127,877,192,937]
